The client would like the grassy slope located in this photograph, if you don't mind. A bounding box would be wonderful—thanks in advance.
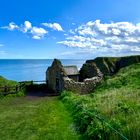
[0,97,81,140]
[90,63,140,139]
[0,76,19,95]
[61,63,140,139]
[0,76,18,87]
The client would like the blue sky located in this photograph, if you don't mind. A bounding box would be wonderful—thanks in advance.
[0,0,140,59]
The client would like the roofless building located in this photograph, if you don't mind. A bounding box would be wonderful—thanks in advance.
[46,59,79,93]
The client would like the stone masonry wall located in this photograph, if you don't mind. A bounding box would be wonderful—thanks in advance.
[63,68,103,94]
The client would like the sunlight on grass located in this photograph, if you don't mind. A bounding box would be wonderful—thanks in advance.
[61,63,140,139]
[0,97,81,140]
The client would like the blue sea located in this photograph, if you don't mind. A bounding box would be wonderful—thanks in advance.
[0,59,86,82]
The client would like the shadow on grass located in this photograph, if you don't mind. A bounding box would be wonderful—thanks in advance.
[25,84,58,97]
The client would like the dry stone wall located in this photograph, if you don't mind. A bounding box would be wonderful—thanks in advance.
[63,68,103,94]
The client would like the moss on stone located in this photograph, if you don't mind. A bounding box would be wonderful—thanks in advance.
[79,55,140,81]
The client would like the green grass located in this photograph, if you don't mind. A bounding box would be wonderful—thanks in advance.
[0,96,82,140]
[96,63,140,90]
[0,76,18,87]
[0,76,20,96]
[61,63,140,139]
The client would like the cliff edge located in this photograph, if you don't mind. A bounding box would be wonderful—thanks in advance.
[79,55,140,81]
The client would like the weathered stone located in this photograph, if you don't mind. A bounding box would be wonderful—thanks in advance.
[79,55,140,81]
[46,59,79,93]
[63,68,103,94]
[46,59,104,94]
[46,56,140,94]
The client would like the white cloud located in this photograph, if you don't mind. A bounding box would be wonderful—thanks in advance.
[1,21,48,40]
[32,35,42,40]
[1,21,64,40]
[31,27,48,40]
[21,21,48,39]
[42,23,63,31]
[25,21,32,29]
[22,21,32,33]
[69,29,76,34]
[58,20,140,56]
[1,22,19,31]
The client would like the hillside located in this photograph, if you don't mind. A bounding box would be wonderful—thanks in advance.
[61,63,140,139]
[0,76,19,95]
[0,76,18,87]
[79,55,140,81]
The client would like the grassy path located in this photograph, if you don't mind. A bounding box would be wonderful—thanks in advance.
[0,96,81,140]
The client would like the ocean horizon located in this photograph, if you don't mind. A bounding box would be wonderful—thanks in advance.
[0,59,86,82]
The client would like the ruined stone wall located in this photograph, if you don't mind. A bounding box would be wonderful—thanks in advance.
[63,76,102,94]
[63,68,103,94]
[68,75,79,82]
[46,59,66,93]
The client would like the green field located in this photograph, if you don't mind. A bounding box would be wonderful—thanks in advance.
[0,96,82,140]
[61,63,140,139]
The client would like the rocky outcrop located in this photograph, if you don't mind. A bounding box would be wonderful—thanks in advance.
[79,55,140,81]
[116,55,140,71]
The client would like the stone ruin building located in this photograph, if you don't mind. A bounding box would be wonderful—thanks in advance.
[46,59,103,94]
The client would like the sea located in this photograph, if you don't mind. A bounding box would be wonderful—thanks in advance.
[0,59,86,82]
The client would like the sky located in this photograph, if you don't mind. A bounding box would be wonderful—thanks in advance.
[0,0,140,59]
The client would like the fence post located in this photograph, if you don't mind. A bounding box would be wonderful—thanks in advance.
[16,85,18,92]
[4,86,7,93]
[19,83,23,90]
